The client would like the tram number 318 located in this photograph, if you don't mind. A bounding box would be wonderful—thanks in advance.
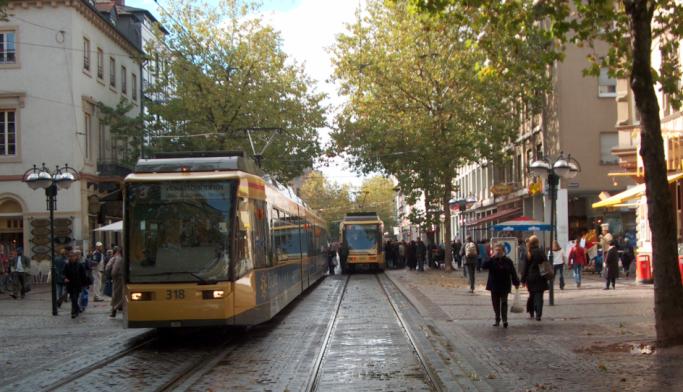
[165,289,185,300]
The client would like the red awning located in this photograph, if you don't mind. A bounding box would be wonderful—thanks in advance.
[467,208,522,227]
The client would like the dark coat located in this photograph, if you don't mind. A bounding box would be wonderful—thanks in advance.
[521,246,548,293]
[484,255,520,294]
[63,261,87,292]
[605,246,620,279]
[54,256,67,284]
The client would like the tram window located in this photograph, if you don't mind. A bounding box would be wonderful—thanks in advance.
[253,200,269,269]
[235,198,254,278]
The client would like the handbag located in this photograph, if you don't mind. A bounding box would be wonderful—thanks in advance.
[510,288,523,313]
[539,260,555,280]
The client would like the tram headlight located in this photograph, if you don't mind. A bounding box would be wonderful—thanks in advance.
[212,290,225,299]
[131,292,143,301]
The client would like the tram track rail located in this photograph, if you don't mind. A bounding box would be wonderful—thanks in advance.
[305,274,351,392]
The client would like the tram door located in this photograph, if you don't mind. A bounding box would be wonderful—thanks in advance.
[297,207,309,290]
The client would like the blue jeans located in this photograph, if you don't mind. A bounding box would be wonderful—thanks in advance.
[573,265,583,286]
[553,265,565,289]
[79,287,89,310]
[55,283,65,302]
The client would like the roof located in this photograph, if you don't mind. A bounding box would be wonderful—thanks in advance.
[134,156,263,175]
[81,0,144,55]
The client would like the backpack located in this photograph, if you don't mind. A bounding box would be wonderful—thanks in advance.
[465,242,478,257]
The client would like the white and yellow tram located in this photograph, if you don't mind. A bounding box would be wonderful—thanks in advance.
[340,212,385,271]
[123,154,328,328]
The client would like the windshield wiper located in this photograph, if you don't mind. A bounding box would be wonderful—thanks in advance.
[134,271,218,285]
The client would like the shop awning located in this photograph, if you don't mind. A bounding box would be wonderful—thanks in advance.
[94,221,122,232]
[493,216,552,232]
[592,172,683,209]
[467,208,521,227]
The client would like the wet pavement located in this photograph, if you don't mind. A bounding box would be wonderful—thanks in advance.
[386,267,683,392]
[315,274,433,391]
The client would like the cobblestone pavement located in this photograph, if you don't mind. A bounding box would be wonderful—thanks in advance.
[315,273,433,391]
[386,267,683,392]
[0,285,151,392]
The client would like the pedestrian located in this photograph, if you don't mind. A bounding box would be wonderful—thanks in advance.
[339,242,349,274]
[568,237,587,288]
[326,243,336,275]
[484,243,520,328]
[550,240,566,290]
[407,240,417,270]
[621,244,635,278]
[464,236,478,293]
[54,248,67,307]
[521,235,548,321]
[103,249,114,297]
[63,249,88,318]
[9,247,31,299]
[106,246,124,318]
[0,248,8,294]
[77,249,91,312]
[91,242,104,301]
[416,239,426,271]
[452,239,462,270]
[604,239,620,290]
[398,241,406,268]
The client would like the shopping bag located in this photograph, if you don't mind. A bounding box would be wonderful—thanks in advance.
[510,288,523,313]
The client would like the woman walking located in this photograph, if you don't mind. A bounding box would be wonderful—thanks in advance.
[550,240,566,290]
[568,237,587,288]
[521,236,548,321]
[483,243,520,328]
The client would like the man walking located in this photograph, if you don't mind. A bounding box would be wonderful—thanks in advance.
[464,236,478,293]
[416,239,427,271]
[91,242,104,301]
[63,249,87,318]
[9,248,30,299]
[106,246,124,318]
[54,248,67,307]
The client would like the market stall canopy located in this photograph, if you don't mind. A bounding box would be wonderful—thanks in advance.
[591,172,683,209]
[94,221,122,232]
[493,216,551,231]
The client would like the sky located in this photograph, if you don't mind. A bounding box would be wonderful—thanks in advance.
[127,0,371,187]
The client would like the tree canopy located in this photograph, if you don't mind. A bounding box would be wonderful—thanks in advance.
[146,0,326,181]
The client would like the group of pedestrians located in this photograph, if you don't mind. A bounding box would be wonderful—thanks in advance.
[52,242,124,319]
[0,247,32,299]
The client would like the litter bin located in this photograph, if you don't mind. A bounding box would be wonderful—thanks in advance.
[636,254,653,284]
[679,256,683,286]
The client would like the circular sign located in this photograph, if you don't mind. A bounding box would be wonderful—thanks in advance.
[32,245,50,254]
[31,237,50,246]
[54,218,72,227]
[31,219,49,228]
[53,227,72,236]
[31,227,50,236]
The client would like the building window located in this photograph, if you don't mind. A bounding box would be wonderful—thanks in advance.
[121,65,127,95]
[98,121,106,161]
[600,132,619,164]
[0,110,17,156]
[109,57,116,87]
[132,73,137,101]
[0,30,16,64]
[598,68,617,97]
[97,48,104,79]
[83,37,90,71]
[84,112,92,159]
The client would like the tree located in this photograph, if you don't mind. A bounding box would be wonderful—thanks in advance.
[331,1,547,269]
[358,176,397,230]
[97,100,144,167]
[410,0,683,347]
[299,171,353,236]
[146,0,326,181]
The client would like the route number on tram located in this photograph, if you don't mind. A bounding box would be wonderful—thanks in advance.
[165,289,185,300]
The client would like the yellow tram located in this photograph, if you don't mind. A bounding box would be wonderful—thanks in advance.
[123,154,328,328]
[339,212,385,272]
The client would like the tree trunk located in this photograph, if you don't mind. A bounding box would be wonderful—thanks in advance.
[626,0,683,347]
[443,177,453,272]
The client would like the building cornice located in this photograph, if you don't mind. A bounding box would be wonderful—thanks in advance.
[6,0,143,59]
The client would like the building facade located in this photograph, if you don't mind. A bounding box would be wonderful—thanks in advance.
[0,0,146,279]
[447,44,632,247]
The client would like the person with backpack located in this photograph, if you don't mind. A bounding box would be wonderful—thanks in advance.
[464,236,478,293]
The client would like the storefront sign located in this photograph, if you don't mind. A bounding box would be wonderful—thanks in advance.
[528,180,543,196]
[490,183,514,197]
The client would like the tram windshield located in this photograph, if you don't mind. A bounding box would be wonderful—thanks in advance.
[344,224,380,252]
[126,180,235,283]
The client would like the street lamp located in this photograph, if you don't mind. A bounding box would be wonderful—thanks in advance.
[529,152,581,306]
[23,163,79,316]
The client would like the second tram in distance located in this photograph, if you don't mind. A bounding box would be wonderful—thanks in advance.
[339,212,385,272]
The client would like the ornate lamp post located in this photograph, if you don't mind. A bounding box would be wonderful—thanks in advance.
[23,163,79,316]
[529,152,581,306]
